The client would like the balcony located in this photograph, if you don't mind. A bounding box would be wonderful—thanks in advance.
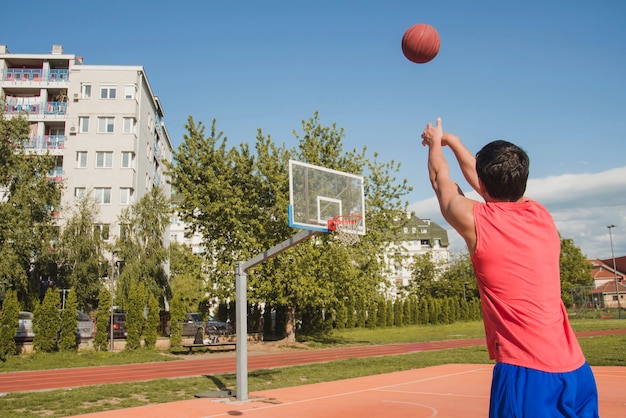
[24,135,66,151]
[4,101,67,116]
[2,68,69,83]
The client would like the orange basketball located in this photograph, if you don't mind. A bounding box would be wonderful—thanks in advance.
[401,23,440,64]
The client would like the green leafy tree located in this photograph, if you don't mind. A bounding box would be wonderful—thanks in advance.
[125,281,146,350]
[560,236,593,307]
[114,187,170,311]
[58,288,78,351]
[440,252,476,300]
[408,252,439,298]
[33,288,60,352]
[0,289,20,359]
[144,292,160,348]
[167,113,412,342]
[0,112,61,307]
[168,295,185,345]
[93,288,111,351]
[169,242,206,312]
[56,197,107,311]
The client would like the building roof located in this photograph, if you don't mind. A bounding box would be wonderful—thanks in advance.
[590,280,626,295]
[600,255,626,276]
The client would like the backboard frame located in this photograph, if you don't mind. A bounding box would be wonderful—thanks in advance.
[288,160,366,235]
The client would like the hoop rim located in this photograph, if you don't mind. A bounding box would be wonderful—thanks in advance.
[327,214,363,232]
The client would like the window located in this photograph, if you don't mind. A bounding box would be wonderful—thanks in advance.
[95,151,113,168]
[119,188,132,205]
[124,85,136,99]
[76,151,88,168]
[123,117,135,134]
[411,227,417,234]
[420,239,430,247]
[121,151,133,168]
[74,187,86,201]
[94,188,111,204]
[100,86,116,99]
[81,84,91,99]
[420,228,428,234]
[79,116,89,133]
[97,117,115,133]
[94,224,110,240]
[403,227,408,234]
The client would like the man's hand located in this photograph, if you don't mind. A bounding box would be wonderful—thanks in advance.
[421,117,443,147]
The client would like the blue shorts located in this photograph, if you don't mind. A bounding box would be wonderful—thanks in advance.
[489,362,599,418]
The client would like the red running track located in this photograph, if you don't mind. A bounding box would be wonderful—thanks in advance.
[1,330,624,394]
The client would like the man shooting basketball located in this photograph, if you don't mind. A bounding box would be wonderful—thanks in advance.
[421,118,599,417]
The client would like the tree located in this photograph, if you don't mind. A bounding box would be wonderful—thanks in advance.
[0,289,20,359]
[167,113,412,342]
[143,292,160,348]
[440,252,476,300]
[408,252,439,298]
[56,197,107,311]
[114,187,170,310]
[93,288,111,351]
[58,288,79,351]
[33,288,60,352]
[169,242,206,312]
[168,295,185,346]
[0,112,62,308]
[560,236,593,307]
[125,281,146,350]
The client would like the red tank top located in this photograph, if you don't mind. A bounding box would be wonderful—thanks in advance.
[471,200,585,372]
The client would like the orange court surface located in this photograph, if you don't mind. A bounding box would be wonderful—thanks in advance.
[71,364,626,418]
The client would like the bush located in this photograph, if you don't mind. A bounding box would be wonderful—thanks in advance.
[93,288,111,351]
[33,288,60,352]
[0,290,19,359]
[58,288,79,351]
[143,293,160,348]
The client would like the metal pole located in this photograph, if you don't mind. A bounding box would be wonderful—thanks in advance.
[235,261,248,401]
[607,225,621,319]
[109,261,115,351]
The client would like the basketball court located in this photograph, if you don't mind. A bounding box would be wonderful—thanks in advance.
[70,364,626,417]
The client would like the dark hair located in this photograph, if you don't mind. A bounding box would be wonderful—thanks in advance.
[475,140,529,201]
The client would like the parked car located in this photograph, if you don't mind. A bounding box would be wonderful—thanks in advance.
[109,313,127,339]
[15,311,34,341]
[182,312,204,337]
[76,311,95,339]
[206,316,233,336]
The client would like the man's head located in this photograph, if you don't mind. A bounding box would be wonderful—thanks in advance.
[475,140,529,202]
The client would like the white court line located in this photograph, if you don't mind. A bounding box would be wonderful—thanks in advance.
[383,400,438,417]
[201,367,490,418]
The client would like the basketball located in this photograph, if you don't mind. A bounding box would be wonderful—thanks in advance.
[401,23,440,64]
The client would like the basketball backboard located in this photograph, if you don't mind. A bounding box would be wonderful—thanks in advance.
[288,160,365,235]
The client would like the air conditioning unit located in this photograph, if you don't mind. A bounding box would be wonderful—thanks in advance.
[69,126,76,133]
[73,93,79,102]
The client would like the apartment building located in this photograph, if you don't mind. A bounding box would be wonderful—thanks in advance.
[383,213,450,297]
[0,44,172,243]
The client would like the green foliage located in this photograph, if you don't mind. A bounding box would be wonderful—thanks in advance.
[560,236,593,307]
[33,288,60,352]
[93,288,111,351]
[57,288,78,352]
[114,187,170,311]
[168,242,206,313]
[125,281,146,350]
[0,289,20,359]
[168,296,185,345]
[0,113,61,306]
[167,113,412,341]
[55,198,106,311]
[143,293,160,348]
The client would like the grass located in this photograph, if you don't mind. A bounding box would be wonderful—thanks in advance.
[0,319,624,417]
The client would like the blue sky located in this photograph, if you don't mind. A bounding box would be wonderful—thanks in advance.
[3,0,625,258]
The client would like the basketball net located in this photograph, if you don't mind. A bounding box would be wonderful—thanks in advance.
[329,214,363,245]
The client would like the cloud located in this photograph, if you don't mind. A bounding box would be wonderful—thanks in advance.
[408,166,626,259]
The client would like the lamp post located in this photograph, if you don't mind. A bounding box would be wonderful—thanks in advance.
[109,249,119,351]
[607,225,621,319]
